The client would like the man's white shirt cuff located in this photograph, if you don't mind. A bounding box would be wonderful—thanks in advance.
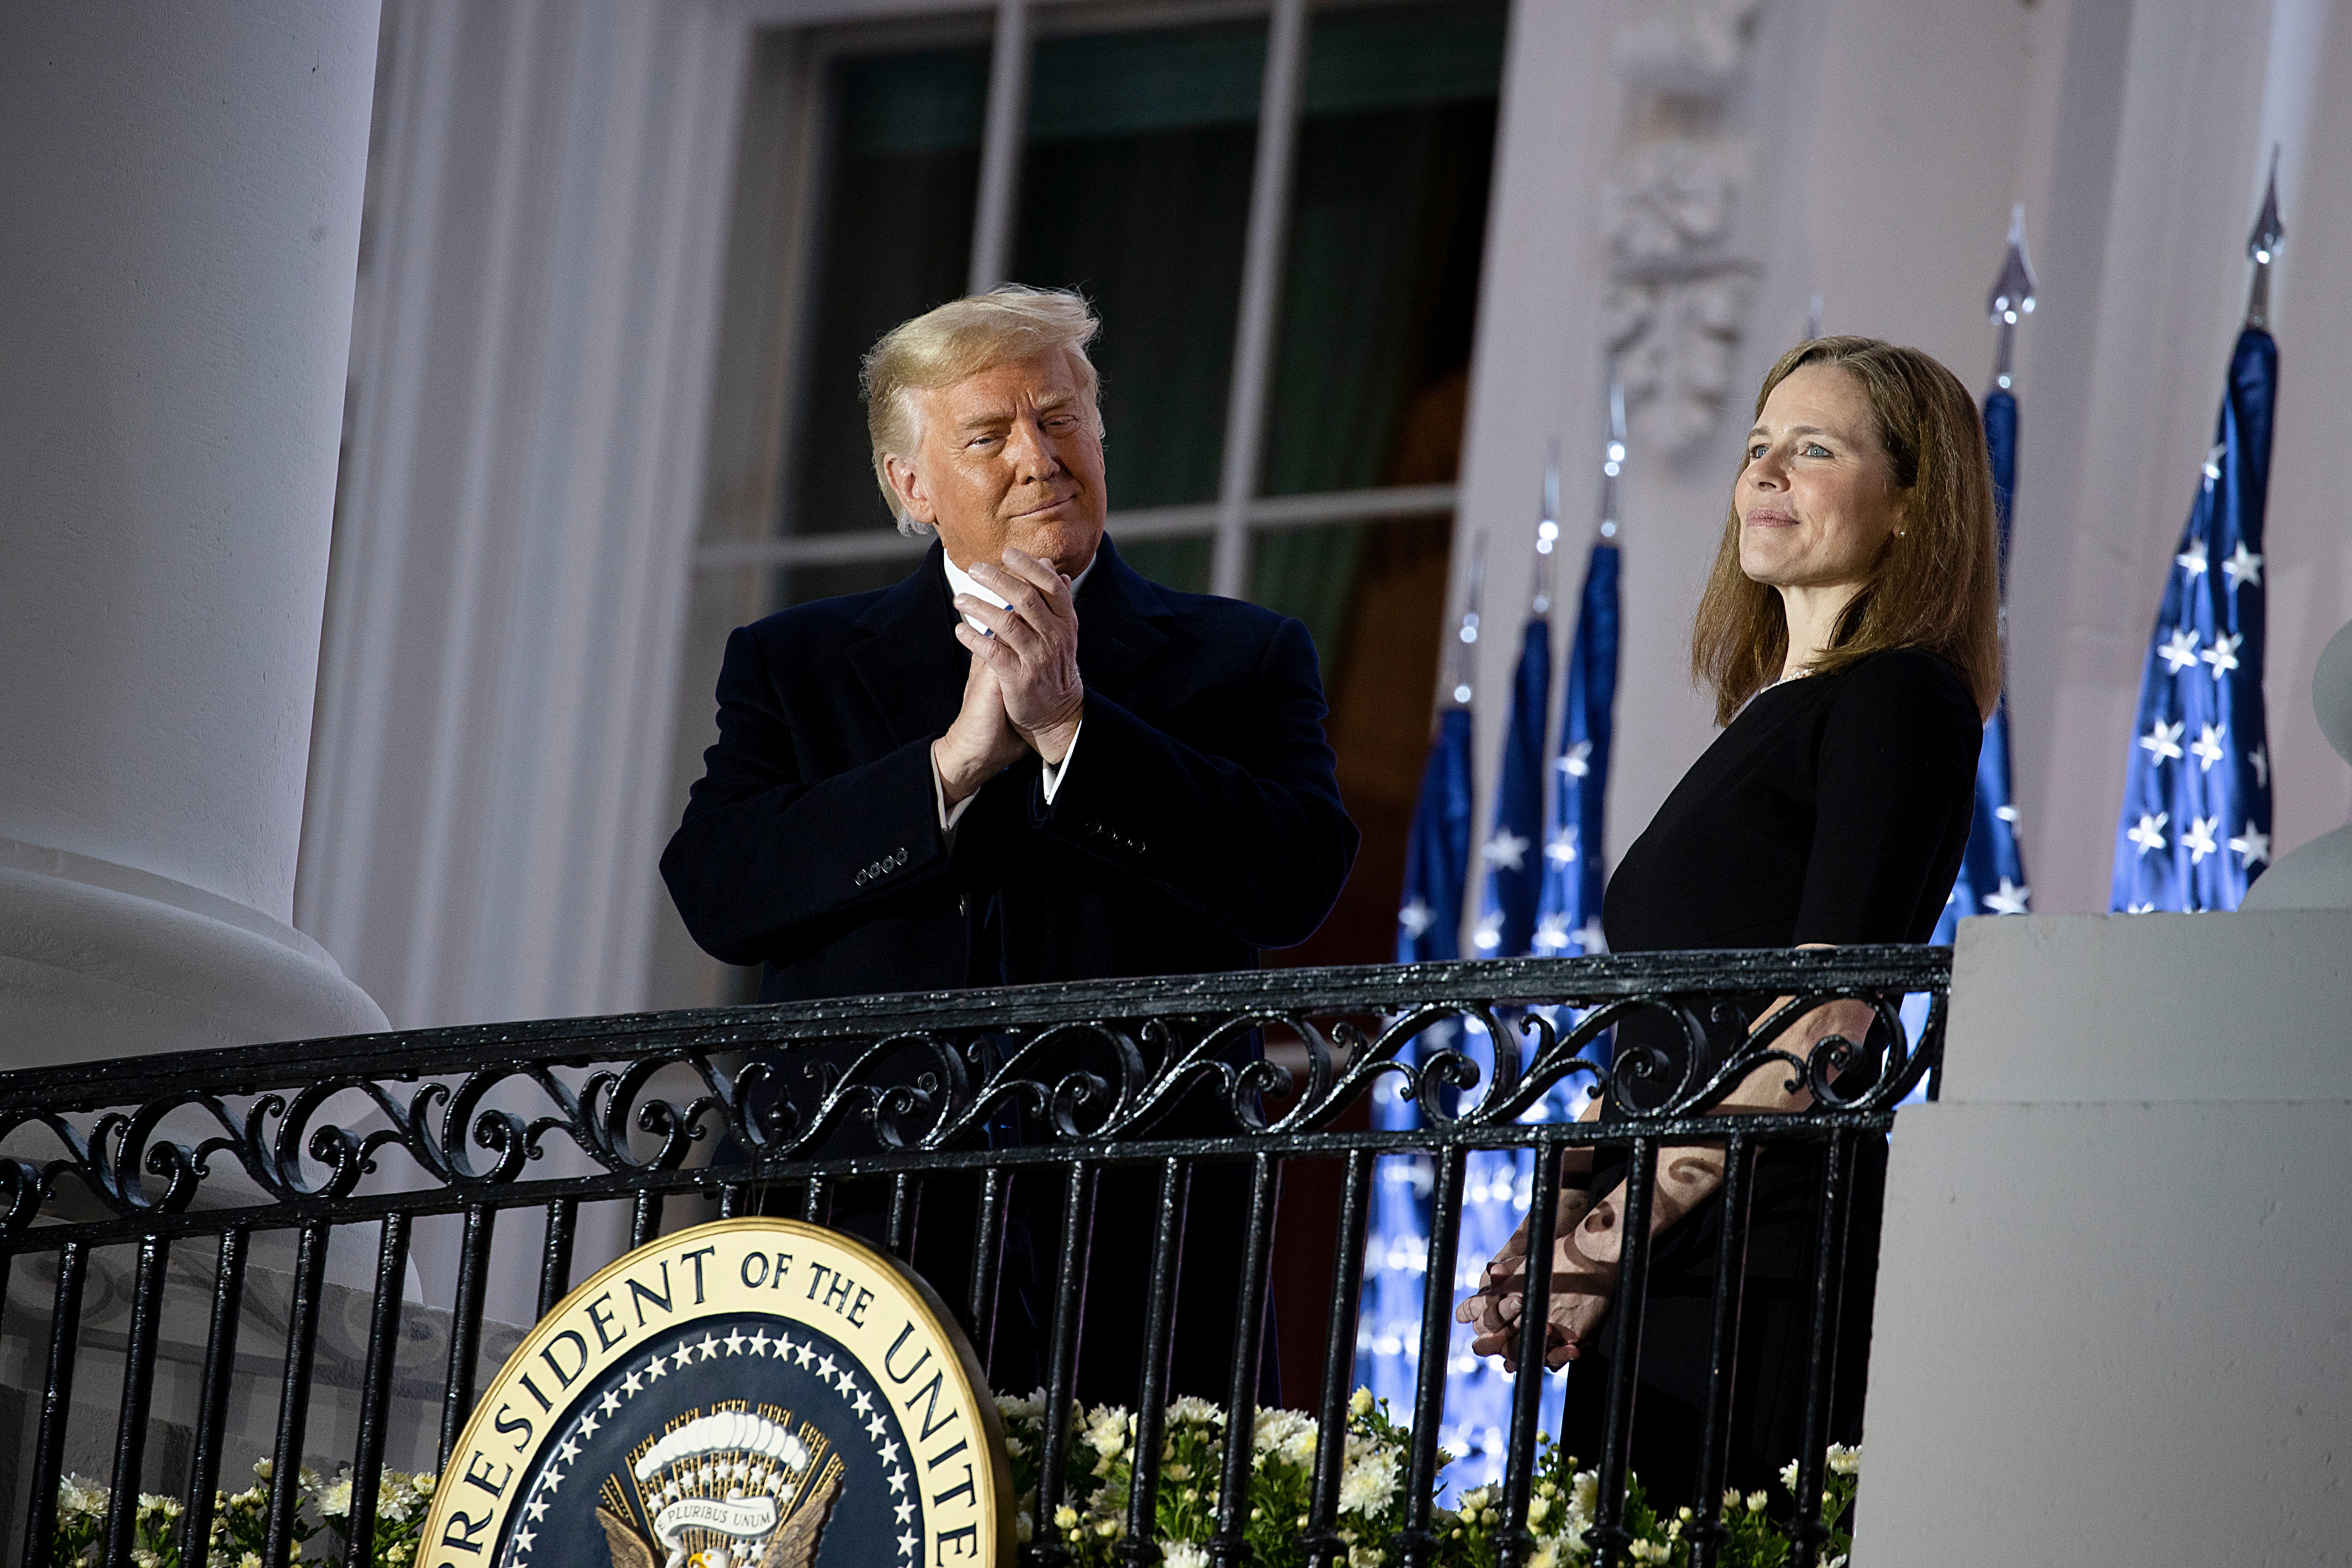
[933,722,1078,844]
[932,748,978,842]
[1040,722,1081,804]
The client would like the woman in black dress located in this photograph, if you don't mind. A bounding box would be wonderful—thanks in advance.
[1456,336,2002,1504]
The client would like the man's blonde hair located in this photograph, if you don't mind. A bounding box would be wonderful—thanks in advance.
[861,285,1104,534]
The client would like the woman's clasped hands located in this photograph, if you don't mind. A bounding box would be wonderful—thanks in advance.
[1453,1184,1623,1372]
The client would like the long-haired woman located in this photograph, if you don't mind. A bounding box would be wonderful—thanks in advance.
[1460,335,2001,1502]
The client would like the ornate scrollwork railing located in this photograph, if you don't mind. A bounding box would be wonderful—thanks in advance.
[0,946,1948,1568]
[0,947,1945,1246]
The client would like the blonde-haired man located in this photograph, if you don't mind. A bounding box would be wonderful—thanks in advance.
[662,288,1357,1403]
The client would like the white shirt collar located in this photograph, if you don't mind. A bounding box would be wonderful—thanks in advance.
[942,546,1099,634]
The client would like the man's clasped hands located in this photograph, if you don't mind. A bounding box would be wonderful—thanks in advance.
[931,548,1087,808]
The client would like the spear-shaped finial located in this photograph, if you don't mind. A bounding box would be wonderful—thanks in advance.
[1987,204,2037,390]
[2246,144,2285,330]
[1597,377,1628,541]
[1530,440,1561,616]
[1449,532,1488,707]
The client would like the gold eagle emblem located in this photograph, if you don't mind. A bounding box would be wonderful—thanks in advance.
[594,1406,845,1568]
[596,1470,838,1568]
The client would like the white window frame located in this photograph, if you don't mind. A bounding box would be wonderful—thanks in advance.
[698,0,1469,600]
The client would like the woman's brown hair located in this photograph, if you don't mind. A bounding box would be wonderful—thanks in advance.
[1690,336,2003,723]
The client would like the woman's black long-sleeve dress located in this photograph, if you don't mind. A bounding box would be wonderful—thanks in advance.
[1554,646,1981,1504]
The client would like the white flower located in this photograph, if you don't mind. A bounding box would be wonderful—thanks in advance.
[1338,1449,1400,1516]
[1746,1490,1767,1513]
[1827,1442,1861,1477]
[1350,1386,1375,1418]
[1779,1458,1800,1491]
[58,1477,107,1517]
[1166,1396,1224,1427]
[316,1473,355,1517]
[1084,1406,1131,1458]
[1252,1407,1316,1462]
[1161,1544,1210,1568]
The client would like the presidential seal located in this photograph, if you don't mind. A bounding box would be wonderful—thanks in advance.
[421,1218,1011,1568]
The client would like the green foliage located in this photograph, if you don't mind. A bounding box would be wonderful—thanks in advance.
[994,1388,1860,1567]
[51,1458,437,1568]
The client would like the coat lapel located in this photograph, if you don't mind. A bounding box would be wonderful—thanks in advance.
[1074,535,1176,700]
[844,544,968,749]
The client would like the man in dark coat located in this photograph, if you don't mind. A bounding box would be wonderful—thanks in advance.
[661,286,1358,1405]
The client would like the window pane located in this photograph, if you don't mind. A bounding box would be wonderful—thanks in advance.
[1112,533,1214,594]
[1260,0,1505,497]
[1251,522,1365,674]
[1012,21,1267,511]
[1252,513,1455,968]
[787,46,987,538]
[775,554,924,611]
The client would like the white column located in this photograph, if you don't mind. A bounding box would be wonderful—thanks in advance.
[0,1,390,1065]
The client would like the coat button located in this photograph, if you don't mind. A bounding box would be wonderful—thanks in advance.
[855,870,868,886]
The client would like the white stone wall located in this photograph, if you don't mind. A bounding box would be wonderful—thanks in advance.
[1858,910,2352,1560]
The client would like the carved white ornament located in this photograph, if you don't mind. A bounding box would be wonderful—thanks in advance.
[1603,0,1767,462]
[1605,140,1745,268]
[1606,271,1757,462]
[1614,0,1767,96]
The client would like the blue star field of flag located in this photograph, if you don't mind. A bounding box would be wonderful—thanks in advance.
[1471,619,1551,958]
[1932,386,2031,939]
[1534,539,1621,958]
[2110,325,2276,912]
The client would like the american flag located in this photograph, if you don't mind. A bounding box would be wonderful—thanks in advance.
[2110,321,2277,911]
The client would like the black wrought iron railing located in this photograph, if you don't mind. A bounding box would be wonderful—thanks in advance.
[0,946,1947,1568]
